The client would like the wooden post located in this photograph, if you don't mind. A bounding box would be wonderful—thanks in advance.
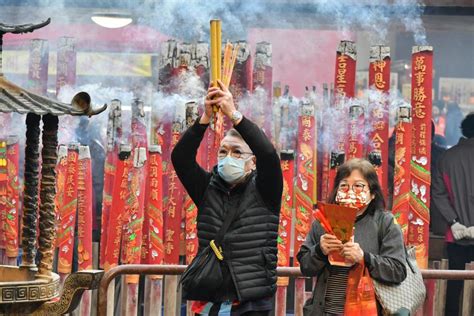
[434,259,448,316]
[106,279,115,316]
[461,262,474,316]
[145,276,163,316]
[90,241,100,316]
[294,278,305,316]
[164,275,179,316]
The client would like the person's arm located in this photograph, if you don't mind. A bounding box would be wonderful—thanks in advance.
[207,80,282,210]
[297,221,329,277]
[234,117,283,210]
[171,117,211,207]
[431,156,459,224]
[364,213,407,284]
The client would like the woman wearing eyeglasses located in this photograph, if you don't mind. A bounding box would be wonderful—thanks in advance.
[297,158,407,316]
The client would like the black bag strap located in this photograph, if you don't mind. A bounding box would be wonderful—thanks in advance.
[214,205,240,246]
[377,211,416,273]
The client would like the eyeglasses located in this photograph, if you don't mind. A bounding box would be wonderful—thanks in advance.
[337,182,368,194]
[218,148,253,159]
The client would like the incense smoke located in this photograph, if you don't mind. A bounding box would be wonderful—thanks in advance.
[0,0,431,158]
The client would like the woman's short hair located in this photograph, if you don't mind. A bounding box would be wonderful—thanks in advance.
[328,158,386,212]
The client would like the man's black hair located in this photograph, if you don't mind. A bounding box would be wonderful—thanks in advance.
[461,112,474,139]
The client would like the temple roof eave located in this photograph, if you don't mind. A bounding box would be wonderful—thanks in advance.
[0,76,107,116]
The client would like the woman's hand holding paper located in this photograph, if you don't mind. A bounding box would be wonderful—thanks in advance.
[340,241,364,265]
[320,234,343,256]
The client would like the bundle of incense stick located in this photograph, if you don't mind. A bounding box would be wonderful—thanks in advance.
[210,19,239,147]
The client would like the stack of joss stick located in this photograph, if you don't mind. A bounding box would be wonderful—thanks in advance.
[210,19,239,147]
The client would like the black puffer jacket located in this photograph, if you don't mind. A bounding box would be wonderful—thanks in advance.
[171,116,283,301]
[198,170,280,300]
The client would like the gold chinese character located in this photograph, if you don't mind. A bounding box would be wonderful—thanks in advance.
[374,72,386,89]
[414,56,426,72]
[395,132,404,145]
[413,102,426,119]
[165,229,174,242]
[302,116,311,128]
[373,121,385,131]
[413,87,427,103]
[415,71,425,87]
[165,242,174,255]
[303,128,312,142]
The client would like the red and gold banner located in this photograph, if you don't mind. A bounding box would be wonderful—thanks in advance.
[0,139,7,252]
[253,41,273,139]
[142,146,164,266]
[319,84,331,202]
[123,147,147,283]
[57,144,79,274]
[277,151,294,278]
[56,36,76,95]
[55,145,68,249]
[229,41,253,118]
[123,100,148,283]
[334,40,357,101]
[100,100,122,268]
[346,104,365,160]
[191,42,210,88]
[408,46,433,269]
[103,145,132,271]
[184,101,200,264]
[28,39,49,95]
[77,146,93,271]
[293,101,317,266]
[164,120,184,264]
[5,137,20,259]
[392,106,412,242]
[368,45,390,199]
[329,40,356,192]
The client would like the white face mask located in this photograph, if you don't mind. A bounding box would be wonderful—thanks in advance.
[218,156,249,184]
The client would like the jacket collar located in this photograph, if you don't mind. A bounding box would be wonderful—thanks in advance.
[458,137,474,146]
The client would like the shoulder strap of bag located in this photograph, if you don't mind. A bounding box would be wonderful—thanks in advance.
[214,204,240,246]
[377,211,416,274]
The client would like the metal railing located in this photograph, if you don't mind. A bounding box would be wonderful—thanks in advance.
[97,264,474,316]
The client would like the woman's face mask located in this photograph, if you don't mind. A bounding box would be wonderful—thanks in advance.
[335,183,372,210]
[218,156,249,184]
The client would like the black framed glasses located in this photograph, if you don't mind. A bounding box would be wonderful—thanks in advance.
[218,148,253,159]
[337,182,368,194]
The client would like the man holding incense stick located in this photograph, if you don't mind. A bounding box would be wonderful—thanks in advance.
[172,80,283,315]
